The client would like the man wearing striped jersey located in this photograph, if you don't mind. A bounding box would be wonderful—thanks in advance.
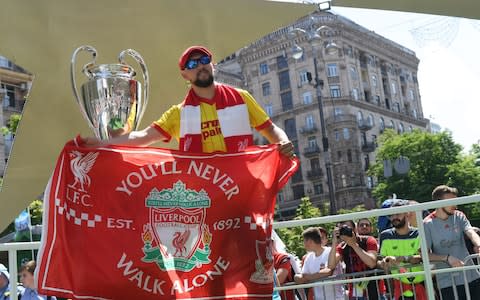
[84,45,295,157]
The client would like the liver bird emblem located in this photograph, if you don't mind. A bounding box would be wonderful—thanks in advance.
[172,228,191,257]
[68,151,99,192]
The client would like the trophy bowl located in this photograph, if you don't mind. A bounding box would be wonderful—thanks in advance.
[71,46,149,140]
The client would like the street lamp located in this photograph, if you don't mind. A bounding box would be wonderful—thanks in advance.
[290,22,340,215]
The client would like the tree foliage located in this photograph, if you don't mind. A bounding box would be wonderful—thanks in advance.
[1,113,21,135]
[369,130,480,225]
[275,197,367,258]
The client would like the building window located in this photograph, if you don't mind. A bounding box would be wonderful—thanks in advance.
[259,62,269,75]
[350,66,358,80]
[330,85,341,98]
[276,55,288,69]
[308,136,317,148]
[281,91,293,111]
[352,88,359,100]
[374,95,380,105]
[327,63,338,77]
[393,102,400,112]
[409,125,413,132]
[262,82,271,96]
[305,114,315,129]
[299,70,309,85]
[371,75,377,87]
[379,117,385,131]
[337,151,342,160]
[398,123,404,134]
[265,103,273,117]
[343,128,350,140]
[412,109,418,119]
[357,111,364,123]
[5,85,15,107]
[313,183,323,195]
[292,184,305,200]
[310,158,320,170]
[367,176,373,189]
[391,82,397,95]
[367,114,374,126]
[284,118,297,139]
[277,192,284,203]
[302,91,312,104]
[278,70,291,91]
[335,129,340,141]
[0,56,13,69]
[347,149,353,163]
[334,107,343,117]
[390,120,395,130]
[409,89,415,100]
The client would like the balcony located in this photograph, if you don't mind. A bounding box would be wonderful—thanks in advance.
[361,141,376,152]
[300,125,318,135]
[357,120,373,131]
[307,169,323,180]
[303,145,320,157]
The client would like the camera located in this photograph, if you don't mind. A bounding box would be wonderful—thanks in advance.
[339,225,353,237]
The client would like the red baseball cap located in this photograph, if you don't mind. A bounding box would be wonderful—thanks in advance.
[178,46,213,70]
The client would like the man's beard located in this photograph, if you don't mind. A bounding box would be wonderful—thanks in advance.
[392,218,407,229]
[442,207,454,216]
[193,72,214,88]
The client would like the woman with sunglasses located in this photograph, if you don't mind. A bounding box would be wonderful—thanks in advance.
[83,45,295,158]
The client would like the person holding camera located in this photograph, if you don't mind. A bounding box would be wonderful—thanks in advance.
[328,221,380,299]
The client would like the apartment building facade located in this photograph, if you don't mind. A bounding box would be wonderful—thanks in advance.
[217,11,429,218]
[0,55,33,176]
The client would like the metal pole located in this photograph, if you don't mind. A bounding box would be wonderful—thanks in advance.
[312,54,337,214]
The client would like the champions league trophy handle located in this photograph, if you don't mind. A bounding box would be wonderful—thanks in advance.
[118,49,149,131]
[70,46,150,140]
[70,45,98,132]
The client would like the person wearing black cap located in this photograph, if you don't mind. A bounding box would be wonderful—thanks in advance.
[84,45,295,157]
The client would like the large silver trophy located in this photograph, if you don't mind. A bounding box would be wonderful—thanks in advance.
[71,46,149,140]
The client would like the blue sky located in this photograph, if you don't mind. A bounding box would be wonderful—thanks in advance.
[272,1,480,151]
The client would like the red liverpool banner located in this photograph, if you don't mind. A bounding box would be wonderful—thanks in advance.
[36,141,298,300]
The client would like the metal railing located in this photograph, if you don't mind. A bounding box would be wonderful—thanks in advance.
[0,241,41,298]
[273,194,480,299]
[1,194,480,299]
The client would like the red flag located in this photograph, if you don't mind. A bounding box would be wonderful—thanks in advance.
[36,141,298,299]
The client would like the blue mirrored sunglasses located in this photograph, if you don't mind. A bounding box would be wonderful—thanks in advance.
[184,55,211,70]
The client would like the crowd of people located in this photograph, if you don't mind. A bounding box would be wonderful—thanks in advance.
[273,185,480,300]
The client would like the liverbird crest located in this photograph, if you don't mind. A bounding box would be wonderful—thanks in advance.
[68,151,99,192]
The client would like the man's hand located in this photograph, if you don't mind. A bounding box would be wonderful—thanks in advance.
[474,245,480,254]
[294,273,307,284]
[380,256,399,269]
[331,227,340,245]
[447,255,464,267]
[341,232,357,248]
[79,135,106,148]
[277,140,296,159]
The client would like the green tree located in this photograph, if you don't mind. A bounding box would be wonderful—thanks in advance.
[275,197,367,258]
[369,130,480,225]
[276,197,323,258]
[369,130,477,201]
[1,113,21,135]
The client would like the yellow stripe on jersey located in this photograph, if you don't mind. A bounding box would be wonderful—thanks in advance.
[152,88,270,153]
